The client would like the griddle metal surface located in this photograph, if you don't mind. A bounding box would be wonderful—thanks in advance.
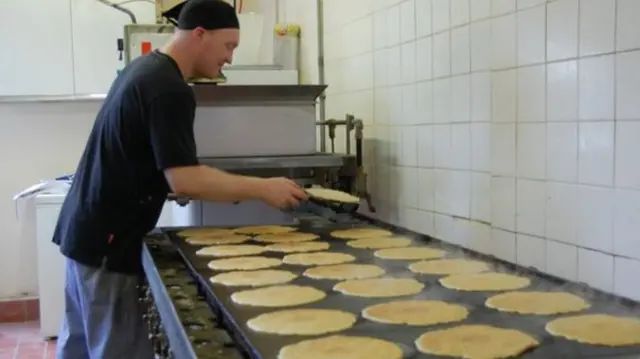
[164,218,640,359]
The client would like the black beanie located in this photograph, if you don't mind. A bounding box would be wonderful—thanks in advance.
[162,0,240,30]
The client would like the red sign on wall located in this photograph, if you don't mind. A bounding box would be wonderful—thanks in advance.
[141,41,152,55]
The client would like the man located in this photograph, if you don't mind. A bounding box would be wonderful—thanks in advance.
[53,1,308,358]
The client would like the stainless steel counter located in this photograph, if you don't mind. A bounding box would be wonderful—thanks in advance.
[191,84,326,106]
[0,85,327,105]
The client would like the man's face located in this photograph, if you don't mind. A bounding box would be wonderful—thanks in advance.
[193,28,239,78]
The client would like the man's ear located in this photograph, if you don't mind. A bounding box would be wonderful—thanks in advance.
[193,27,206,40]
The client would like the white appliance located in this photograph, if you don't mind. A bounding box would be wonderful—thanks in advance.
[35,193,67,338]
[34,192,174,338]
[13,180,71,337]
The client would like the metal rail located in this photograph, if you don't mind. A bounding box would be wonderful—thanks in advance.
[142,244,198,359]
[316,0,327,152]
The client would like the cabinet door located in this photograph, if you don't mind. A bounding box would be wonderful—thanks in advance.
[70,0,155,95]
[0,0,75,96]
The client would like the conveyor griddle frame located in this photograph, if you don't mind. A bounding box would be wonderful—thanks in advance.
[142,244,198,359]
[163,214,640,359]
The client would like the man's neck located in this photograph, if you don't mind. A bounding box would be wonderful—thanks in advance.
[159,40,194,79]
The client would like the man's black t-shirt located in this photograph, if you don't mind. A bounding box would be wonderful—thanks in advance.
[53,51,199,274]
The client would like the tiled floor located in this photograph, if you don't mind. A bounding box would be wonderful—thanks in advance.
[0,322,55,359]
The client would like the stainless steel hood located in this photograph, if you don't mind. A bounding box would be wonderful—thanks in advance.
[190,84,327,106]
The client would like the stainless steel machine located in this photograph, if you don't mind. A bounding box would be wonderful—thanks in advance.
[170,84,375,227]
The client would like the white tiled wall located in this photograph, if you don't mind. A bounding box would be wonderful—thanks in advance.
[316,0,640,301]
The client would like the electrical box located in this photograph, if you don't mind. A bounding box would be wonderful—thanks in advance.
[123,24,175,65]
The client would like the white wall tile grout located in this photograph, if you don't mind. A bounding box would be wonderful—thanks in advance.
[290,0,640,302]
[328,49,640,83]
[611,0,619,189]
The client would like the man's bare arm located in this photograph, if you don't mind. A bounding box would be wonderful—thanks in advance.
[164,165,264,202]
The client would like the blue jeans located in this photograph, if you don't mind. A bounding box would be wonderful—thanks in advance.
[56,258,154,359]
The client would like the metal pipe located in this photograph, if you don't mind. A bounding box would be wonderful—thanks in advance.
[326,118,337,153]
[316,0,327,152]
[345,113,354,154]
[354,119,363,167]
[97,0,137,23]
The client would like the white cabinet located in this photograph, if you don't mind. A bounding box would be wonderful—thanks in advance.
[0,0,75,96]
[0,0,156,97]
[70,0,156,94]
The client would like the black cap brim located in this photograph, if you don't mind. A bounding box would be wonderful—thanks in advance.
[161,1,186,26]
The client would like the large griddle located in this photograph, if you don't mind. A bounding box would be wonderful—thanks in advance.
[163,216,640,359]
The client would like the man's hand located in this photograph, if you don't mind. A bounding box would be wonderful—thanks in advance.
[257,177,308,210]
